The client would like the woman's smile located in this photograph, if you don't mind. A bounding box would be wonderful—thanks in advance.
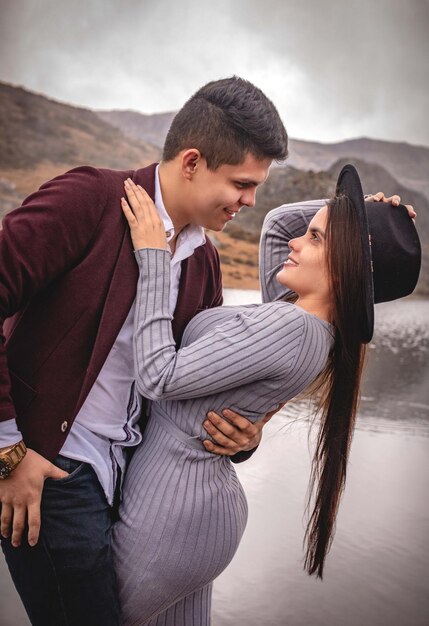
[283,256,298,267]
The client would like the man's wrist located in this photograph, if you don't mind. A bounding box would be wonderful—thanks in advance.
[0,418,23,448]
[0,440,27,479]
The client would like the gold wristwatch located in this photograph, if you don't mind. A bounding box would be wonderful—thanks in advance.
[0,441,27,479]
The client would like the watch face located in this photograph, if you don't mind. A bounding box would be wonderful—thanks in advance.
[0,459,10,479]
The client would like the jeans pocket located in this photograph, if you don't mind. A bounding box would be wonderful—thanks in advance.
[45,455,87,485]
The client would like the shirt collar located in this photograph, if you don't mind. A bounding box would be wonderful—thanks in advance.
[154,164,174,242]
[154,165,206,250]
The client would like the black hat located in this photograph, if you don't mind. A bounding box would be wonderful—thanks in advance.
[336,164,421,343]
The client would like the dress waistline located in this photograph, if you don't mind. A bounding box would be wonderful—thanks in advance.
[150,406,206,452]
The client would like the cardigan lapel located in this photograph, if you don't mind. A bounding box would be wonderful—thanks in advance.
[77,163,157,408]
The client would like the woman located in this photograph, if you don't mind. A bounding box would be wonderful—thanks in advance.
[112,165,421,625]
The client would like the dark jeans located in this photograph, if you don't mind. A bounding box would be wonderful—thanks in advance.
[1,456,120,626]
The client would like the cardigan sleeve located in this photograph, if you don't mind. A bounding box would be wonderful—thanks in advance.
[0,166,109,425]
[133,249,301,402]
[259,199,327,303]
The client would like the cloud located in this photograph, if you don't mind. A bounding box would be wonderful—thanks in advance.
[0,0,427,145]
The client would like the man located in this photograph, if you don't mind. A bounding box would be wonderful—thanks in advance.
[0,76,288,625]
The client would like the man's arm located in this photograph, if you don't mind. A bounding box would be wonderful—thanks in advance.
[0,166,109,421]
[202,405,284,461]
[0,166,109,546]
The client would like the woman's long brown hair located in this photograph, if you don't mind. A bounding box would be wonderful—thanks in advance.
[304,195,368,578]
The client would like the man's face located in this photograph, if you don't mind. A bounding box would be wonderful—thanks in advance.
[185,153,272,231]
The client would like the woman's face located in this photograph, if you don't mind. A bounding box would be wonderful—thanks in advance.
[276,205,331,303]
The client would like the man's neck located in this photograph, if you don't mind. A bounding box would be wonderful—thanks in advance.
[158,161,190,236]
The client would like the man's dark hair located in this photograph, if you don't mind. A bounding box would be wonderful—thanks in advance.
[162,76,288,169]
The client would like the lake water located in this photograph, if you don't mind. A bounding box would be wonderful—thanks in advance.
[211,291,429,626]
[1,293,428,626]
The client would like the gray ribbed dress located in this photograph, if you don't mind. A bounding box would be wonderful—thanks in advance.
[112,233,333,625]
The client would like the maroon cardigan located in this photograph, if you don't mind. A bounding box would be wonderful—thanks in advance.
[0,163,223,459]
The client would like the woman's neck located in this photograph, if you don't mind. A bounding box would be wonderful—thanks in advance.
[294,296,332,324]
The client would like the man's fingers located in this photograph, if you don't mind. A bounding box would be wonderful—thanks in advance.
[11,504,26,547]
[202,439,237,456]
[0,502,13,538]
[27,501,41,547]
[46,463,69,480]
[205,411,245,437]
[218,409,256,432]
[203,420,241,447]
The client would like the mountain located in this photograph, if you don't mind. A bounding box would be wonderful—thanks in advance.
[0,81,160,211]
[288,137,429,201]
[97,109,429,203]
[1,83,426,294]
[97,109,175,150]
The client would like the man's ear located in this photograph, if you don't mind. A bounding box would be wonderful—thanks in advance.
[181,149,203,180]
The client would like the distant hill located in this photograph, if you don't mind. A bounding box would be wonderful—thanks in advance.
[97,109,175,151]
[0,81,160,210]
[288,137,429,201]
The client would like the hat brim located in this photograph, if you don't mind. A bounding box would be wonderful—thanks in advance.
[335,164,374,343]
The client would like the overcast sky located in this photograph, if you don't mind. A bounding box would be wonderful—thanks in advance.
[0,0,428,146]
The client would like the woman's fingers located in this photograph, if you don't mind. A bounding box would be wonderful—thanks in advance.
[405,204,417,220]
[123,179,167,240]
[124,179,158,221]
[121,179,168,250]
[120,197,137,225]
[365,191,402,206]
[124,179,146,219]
[364,191,416,220]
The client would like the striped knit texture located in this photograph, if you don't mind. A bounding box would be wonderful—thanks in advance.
[112,242,332,625]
